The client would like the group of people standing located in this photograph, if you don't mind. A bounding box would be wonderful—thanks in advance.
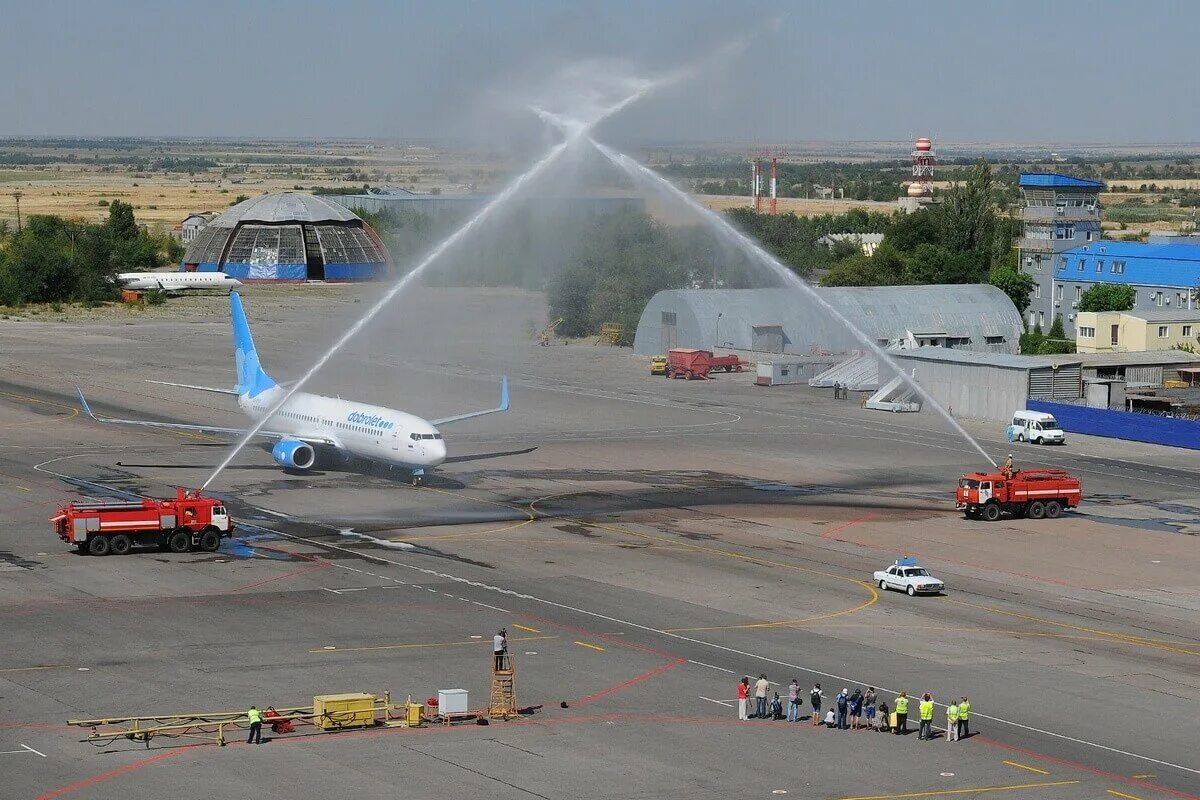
[737,678,972,742]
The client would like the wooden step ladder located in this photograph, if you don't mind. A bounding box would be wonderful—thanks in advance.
[489,652,517,720]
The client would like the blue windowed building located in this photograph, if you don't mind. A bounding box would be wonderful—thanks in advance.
[1044,241,1200,336]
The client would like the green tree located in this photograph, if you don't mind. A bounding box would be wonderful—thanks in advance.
[884,208,940,252]
[1078,283,1136,312]
[821,241,908,286]
[1048,314,1066,339]
[988,267,1035,314]
[937,160,997,259]
[106,200,138,241]
[905,244,983,284]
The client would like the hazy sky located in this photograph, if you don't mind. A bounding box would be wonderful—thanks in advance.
[3,0,1198,144]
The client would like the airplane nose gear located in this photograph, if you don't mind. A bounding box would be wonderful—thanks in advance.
[411,468,426,486]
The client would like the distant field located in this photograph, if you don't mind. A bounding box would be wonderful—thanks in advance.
[0,177,341,229]
[697,194,895,216]
[1103,178,1200,189]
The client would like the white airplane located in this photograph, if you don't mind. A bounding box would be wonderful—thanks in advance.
[77,292,508,485]
[118,271,243,293]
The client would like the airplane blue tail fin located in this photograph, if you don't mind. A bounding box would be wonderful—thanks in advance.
[230,292,278,397]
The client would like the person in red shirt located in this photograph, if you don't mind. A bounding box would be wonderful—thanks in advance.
[737,677,750,720]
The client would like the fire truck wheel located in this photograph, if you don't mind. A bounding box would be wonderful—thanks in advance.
[982,502,1001,522]
[1044,500,1062,519]
[87,535,111,556]
[109,534,132,556]
[167,530,191,553]
[1027,501,1046,519]
[198,529,221,553]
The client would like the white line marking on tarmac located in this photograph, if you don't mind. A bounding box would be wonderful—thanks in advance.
[33,468,1194,780]
[320,587,342,595]
[471,601,510,613]
[688,659,735,674]
[258,508,290,518]
[698,696,734,708]
[252,525,1200,779]
[0,745,46,757]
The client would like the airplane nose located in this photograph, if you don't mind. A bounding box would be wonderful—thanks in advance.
[430,439,446,464]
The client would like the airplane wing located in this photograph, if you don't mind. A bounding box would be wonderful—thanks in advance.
[148,378,300,395]
[432,376,510,426]
[148,380,239,396]
[76,388,339,446]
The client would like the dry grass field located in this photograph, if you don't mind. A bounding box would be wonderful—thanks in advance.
[697,193,895,215]
[0,176,302,229]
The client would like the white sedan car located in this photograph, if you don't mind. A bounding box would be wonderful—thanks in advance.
[873,561,946,596]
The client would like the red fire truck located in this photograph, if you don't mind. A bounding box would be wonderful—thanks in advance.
[956,469,1082,521]
[51,488,233,556]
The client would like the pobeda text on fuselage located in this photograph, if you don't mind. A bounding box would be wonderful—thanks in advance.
[77,292,508,486]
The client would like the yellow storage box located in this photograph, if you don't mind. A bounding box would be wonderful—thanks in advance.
[313,693,377,730]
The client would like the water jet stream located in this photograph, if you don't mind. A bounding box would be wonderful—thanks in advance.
[201,85,662,490]
[583,136,996,468]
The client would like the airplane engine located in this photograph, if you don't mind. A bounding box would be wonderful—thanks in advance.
[272,439,316,470]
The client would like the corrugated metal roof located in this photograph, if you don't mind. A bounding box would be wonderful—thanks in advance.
[632,285,1023,355]
[207,192,359,227]
[1019,173,1105,189]
[1048,351,1200,367]
[891,347,1065,370]
[1057,241,1200,287]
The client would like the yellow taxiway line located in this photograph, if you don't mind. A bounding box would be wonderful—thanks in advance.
[838,780,1079,800]
[1003,760,1050,775]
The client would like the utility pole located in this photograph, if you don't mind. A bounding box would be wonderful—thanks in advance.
[12,191,22,232]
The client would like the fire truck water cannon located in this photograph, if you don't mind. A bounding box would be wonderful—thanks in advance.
[956,468,1081,522]
[51,487,234,556]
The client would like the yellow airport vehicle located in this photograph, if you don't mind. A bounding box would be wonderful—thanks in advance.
[650,355,668,375]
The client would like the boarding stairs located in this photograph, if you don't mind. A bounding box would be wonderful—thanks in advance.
[863,371,922,413]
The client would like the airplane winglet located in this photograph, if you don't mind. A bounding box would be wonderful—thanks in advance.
[499,375,510,412]
[76,387,96,419]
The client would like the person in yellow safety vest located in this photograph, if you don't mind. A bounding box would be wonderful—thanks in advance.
[946,701,959,742]
[246,705,263,745]
[959,696,971,739]
[918,693,934,740]
[893,692,909,735]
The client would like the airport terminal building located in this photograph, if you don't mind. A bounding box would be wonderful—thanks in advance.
[633,285,1023,356]
[180,192,390,281]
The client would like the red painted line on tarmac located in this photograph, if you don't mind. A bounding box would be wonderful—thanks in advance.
[34,745,192,800]
[573,657,688,707]
[975,735,1200,800]
[820,512,877,539]
[231,556,331,592]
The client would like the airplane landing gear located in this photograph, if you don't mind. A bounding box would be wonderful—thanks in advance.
[411,469,426,487]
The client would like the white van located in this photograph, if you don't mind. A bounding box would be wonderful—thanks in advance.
[1008,410,1065,445]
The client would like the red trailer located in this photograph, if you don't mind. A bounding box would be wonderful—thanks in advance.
[51,487,233,556]
[664,349,747,380]
[709,353,747,373]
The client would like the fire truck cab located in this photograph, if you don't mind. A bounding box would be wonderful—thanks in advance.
[956,468,1081,521]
